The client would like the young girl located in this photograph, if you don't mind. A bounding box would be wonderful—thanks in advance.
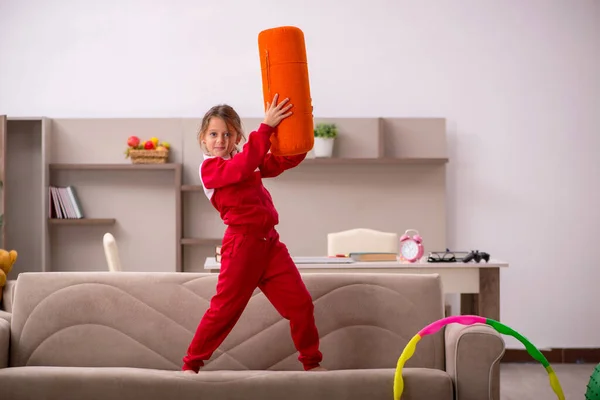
[182,94,325,373]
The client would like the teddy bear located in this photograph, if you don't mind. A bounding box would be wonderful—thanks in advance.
[0,249,18,305]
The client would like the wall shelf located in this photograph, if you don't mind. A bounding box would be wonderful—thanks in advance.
[48,218,116,225]
[181,238,221,246]
[182,185,203,192]
[301,157,448,165]
[180,157,448,193]
[50,163,180,171]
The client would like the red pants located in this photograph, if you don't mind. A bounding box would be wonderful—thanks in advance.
[182,226,323,372]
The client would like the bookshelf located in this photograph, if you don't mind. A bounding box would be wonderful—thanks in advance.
[1,115,448,275]
[48,162,183,272]
[48,218,117,225]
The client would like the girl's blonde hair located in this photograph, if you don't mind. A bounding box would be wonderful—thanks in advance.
[197,104,246,155]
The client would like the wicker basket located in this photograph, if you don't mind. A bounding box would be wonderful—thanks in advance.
[129,149,169,164]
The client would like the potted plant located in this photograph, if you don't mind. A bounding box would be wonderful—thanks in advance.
[313,123,337,158]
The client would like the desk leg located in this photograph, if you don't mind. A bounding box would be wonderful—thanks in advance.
[460,268,501,399]
[480,267,501,400]
[478,268,500,320]
[459,267,500,320]
[460,293,476,315]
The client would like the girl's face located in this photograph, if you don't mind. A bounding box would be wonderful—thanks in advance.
[203,117,240,157]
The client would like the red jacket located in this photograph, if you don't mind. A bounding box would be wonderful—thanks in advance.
[199,123,306,229]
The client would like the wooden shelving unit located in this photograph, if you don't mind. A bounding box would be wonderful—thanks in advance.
[48,218,116,225]
[3,115,448,275]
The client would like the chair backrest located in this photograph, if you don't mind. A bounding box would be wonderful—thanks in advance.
[9,272,446,371]
[327,228,399,256]
[103,233,122,272]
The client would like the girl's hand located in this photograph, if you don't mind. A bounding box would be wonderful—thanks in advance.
[263,94,293,128]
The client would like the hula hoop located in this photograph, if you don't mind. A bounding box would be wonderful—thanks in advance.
[393,315,565,400]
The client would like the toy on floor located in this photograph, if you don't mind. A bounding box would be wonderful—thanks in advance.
[258,26,314,156]
[586,363,600,399]
[393,315,565,400]
[0,249,17,304]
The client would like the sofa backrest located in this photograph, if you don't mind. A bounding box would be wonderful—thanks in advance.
[9,272,445,371]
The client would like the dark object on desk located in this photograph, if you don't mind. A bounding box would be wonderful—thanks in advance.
[427,252,456,262]
[463,250,490,263]
[427,249,458,263]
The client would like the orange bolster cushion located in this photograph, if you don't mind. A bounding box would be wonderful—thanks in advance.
[258,26,314,156]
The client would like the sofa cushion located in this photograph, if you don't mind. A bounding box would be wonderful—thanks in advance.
[10,272,445,372]
[0,366,453,400]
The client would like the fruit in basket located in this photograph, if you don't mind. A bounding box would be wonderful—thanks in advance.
[124,136,171,159]
[127,136,140,148]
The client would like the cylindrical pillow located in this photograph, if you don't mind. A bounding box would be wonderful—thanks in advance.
[258,26,314,156]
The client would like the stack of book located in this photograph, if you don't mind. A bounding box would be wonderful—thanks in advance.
[213,247,398,264]
[49,186,84,219]
[348,252,398,262]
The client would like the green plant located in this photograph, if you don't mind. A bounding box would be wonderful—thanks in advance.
[314,123,337,139]
[586,363,600,399]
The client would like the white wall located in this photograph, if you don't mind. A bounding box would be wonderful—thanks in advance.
[1,0,599,349]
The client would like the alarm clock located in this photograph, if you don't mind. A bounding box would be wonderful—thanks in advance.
[399,229,424,263]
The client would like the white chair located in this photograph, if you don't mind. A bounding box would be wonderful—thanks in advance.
[327,228,399,256]
[103,233,123,272]
[328,227,452,316]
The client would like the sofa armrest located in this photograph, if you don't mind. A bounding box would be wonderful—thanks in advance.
[0,310,10,324]
[0,317,9,368]
[445,323,505,400]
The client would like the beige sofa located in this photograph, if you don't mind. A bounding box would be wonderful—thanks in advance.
[0,272,504,399]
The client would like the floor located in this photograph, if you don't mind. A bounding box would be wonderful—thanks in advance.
[501,363,596,399]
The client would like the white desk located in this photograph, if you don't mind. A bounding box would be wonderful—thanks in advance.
[203,257,508,320]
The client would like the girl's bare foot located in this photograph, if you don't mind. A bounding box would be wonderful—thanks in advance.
[183,370,197,374]
[308,366,327,372]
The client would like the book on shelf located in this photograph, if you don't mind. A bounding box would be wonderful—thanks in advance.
[49,186,84,219]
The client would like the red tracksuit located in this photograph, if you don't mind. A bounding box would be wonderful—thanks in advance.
[182,123,323,372]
